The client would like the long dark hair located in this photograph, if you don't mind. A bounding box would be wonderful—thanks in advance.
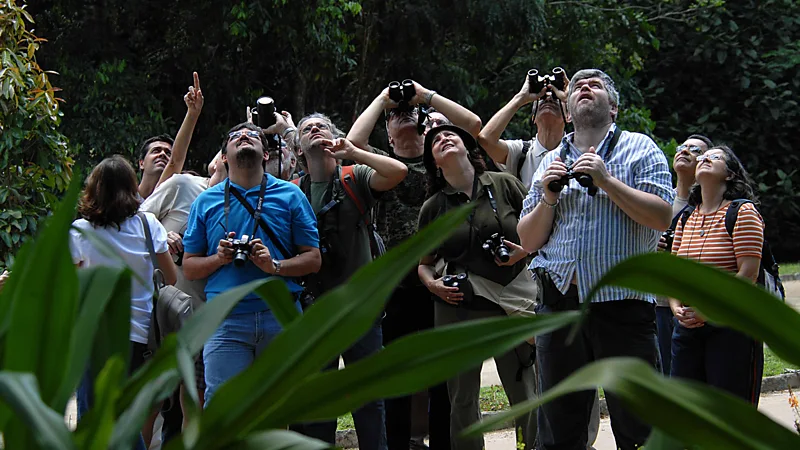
[78,155,141,229]
[423,141,486,198]
[688,145,759,207]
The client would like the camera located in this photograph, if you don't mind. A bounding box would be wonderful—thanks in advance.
[547,163,598,196]
[229,234,252,267]
[388,79,416,113]
[442,272,474,306]
[482,233,511,263]
[661,229,675,252]
[528,67,567,93]
[249,97,281,151]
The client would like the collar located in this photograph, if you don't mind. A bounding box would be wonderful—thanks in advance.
[532,134,563,157]
[441,172,492,196]
[561,123,618,157]
[228,173,274,193]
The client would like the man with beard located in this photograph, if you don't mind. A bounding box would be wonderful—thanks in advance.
[479,72,569,189]
[517,69,674,450]
[347,82,480,450]
[182,122,321,402]
[655,134,713,376]
[289,113,407,449]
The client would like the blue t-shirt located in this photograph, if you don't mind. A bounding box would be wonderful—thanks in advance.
[183,174,319,314]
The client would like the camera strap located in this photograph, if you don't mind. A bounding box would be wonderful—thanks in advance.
[559,125,622,163]
[224,175,293,260]
[484,185,505,232]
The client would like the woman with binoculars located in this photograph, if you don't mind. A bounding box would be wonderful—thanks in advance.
[416,124,537,450]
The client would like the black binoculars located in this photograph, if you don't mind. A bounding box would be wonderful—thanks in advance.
[661,229,676,252]
[548,165,598,196]
[442,272,474,306]
[528,67,567,93]
[388,79,416,112]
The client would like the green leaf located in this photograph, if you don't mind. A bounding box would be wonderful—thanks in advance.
[196,205,474,449]
[222,430,332,450]
[278,313,581,425]
[73,356,126,450]
[463,358,800,449]
[3,175,81,412]
[764,79,777,89]
[0,372,75,450]
[642,428,685,449]
[254,279,301,327]
[109,370,181,450]
[584,253,800,368]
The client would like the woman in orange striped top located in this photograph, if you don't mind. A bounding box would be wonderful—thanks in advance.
[669,145,764,405]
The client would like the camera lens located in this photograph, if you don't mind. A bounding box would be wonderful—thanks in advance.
[233,250,248,267]
[496,247,510,263]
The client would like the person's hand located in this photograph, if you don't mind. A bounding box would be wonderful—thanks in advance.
[495,240,529,266]
[263,111,293,135]
[426,277,463,305]
[379,86,399,110]
[248,238,276,274]
[675,306,706,328]
[320,138,358,160]
[167,231,184,255]
[281,111,295,128]
[542,157,569,202]
[571,146,610,188]
[516,74,547,105]
[547,72,570,102]
[184,72,204,118]
[410,80,432,105]
[657,234,669,252]
[217,232,236,266]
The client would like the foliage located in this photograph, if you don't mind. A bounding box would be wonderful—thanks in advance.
[0,175,580,449]
[0,0,72,269]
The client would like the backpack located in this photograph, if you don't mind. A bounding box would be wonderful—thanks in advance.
[292,165,386,260]
[678,200,785,300]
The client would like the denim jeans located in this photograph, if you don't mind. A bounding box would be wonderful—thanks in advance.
[203,309,288,403]
[290,322,387,450]
[655,305,675,375]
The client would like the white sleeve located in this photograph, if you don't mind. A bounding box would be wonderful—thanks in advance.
[145,212,170,254]
[68,225,84,265]
[140,175,179,219]
[501,139,525,174]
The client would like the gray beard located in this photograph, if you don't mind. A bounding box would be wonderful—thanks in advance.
[571,102,611,130]
[235,147,259,169]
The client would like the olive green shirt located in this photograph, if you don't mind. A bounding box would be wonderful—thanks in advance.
[418,171,528,286]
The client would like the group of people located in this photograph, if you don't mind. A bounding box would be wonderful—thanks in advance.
[63,67,767,450]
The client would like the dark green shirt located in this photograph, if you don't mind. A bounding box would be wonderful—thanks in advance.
[300,164,377,294]
[418,171,528,286]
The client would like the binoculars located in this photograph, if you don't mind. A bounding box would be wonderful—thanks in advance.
[442,272,474,306]
[548,164,598,196]
[528,67,567,93]
[388,79,416,112]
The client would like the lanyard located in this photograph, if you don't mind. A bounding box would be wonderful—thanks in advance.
[224,175,267,240]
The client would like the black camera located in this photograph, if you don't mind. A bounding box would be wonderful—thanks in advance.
[547,164,598,196]
[661,229,675,252]
[388,79,416,113]
[528,67,567,93]
[229,234,252,267]
[249,97,281,151]
[482,233,511,263]
[442,272,474,306]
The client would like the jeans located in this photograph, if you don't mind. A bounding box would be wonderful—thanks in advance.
[203,309,287,403]
[535,284,658,450]
[290,322,387,450]
[655,306,675,375]
[671,321,764,405]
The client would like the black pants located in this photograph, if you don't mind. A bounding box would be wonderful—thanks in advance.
[536,284,658,450]
[671,321,763,405]
[382,284,451,450]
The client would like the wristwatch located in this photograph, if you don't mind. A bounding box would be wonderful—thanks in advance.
[273,259,282,274]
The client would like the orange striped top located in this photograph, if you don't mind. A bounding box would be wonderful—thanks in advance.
[672,202,764,273]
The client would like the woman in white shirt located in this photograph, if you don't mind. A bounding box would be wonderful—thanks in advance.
[70,155,176,447]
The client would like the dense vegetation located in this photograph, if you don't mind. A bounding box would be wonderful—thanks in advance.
[4,0,800,263]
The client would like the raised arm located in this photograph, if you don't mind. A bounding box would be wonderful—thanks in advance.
[322,138,407,191]
[411,81,481,137]
[157,72,204,187]
[479,76,544,165]
[347,88,394,150]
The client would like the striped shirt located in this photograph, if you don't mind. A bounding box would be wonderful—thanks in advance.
[672,202,764,273]
[520,124,674,303]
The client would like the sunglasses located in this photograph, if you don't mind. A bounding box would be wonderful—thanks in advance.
[676,144,704,155]
[696,153,724,163]
[228,130,261,141]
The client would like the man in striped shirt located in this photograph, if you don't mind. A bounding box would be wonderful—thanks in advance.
[517,69,674,450]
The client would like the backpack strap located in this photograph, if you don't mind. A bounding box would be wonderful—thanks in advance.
[679,205,695,230]
[724,199,751,238]
[340,165,369,225]
[670,204,692,231]
[516,140,531,181]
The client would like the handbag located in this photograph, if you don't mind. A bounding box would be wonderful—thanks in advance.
[138,212,194,354]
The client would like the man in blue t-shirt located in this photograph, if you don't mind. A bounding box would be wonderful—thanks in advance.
[183,121,321,402]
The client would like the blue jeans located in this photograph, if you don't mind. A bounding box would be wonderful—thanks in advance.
[290,322,387,450]
[655,305,675,375]
[203,309,287,403]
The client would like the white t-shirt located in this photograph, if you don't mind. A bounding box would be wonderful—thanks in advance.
[69,212,169,344]
[498,137,552,191]
[141,174,210,306]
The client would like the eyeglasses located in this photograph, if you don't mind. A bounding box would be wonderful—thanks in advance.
[676,144,704,155]
[425,117,449,130]
[300,122,330,135]
[696,153,724,163]
[228,130,261,141]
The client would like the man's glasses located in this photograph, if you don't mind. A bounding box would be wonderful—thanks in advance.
[676,144,704,155]
[300,122,330,135]
[228,130,261,141]
[696,153,723,163]
[425,117,449,130]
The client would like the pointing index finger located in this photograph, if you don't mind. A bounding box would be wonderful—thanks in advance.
[193,72,200,91]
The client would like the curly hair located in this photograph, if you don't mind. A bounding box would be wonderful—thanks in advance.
[423,136,486,198]
[78,155,141,229]
[688,145,759,207]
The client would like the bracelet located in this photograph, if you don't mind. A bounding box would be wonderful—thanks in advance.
[281,127,296,139]
[425,90,437,105]
[540,197,558,208]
